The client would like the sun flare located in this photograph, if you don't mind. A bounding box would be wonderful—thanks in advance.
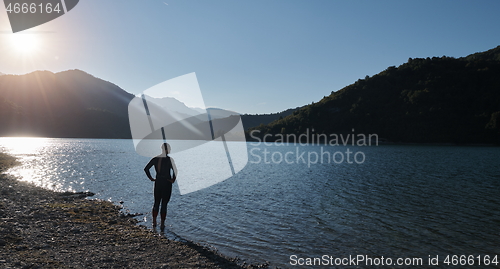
[10,33,39,55]
[0,137,49,155]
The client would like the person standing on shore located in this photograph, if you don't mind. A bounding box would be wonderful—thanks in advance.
[144,143,177,229]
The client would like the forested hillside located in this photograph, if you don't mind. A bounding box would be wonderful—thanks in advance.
[249,46,500,144]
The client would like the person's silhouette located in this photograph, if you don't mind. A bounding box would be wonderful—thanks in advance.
[144,143,177,229]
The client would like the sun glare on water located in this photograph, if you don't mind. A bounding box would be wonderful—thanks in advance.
[0,137,49,156]
[0,137,59,189]
[9,33,39,55]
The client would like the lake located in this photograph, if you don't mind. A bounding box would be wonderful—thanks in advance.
[1,137,499,268]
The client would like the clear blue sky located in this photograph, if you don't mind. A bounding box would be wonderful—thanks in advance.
[1,0,499,114]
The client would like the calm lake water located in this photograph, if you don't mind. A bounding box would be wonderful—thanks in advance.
[1,138,500,268]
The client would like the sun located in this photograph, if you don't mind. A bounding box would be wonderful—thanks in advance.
[10,33,39,55]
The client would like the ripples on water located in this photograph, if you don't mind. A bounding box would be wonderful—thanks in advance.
[1,138,499,267]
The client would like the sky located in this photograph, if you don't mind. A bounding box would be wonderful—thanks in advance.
[0,0,499,114]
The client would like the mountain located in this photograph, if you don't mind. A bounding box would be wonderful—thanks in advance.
[148,96,205,117]
[249,46,500,144]
[4,45,500,143]
[0,70,134,138]
[240,107,300,130]
[0,69,297,139]
[464,45,500,62]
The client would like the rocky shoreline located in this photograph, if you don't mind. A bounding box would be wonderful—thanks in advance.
[0,152,268,269]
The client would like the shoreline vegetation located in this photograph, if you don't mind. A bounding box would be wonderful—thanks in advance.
[248,46,500,146]
[0,151,268,269]
[2,135,499,148]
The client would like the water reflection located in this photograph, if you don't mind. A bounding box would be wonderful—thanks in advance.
[1,138,500,268]
[0,137,50,155]
[0,137,63,189]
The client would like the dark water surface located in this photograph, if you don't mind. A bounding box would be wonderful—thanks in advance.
[1,138,499,268]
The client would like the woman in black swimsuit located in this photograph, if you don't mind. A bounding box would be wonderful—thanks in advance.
[144,143,177,228]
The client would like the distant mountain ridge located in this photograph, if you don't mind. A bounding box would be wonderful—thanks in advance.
[148,96,205,117]
[0,70,134,138]
[2,45,500,142]
[249,46,500,144]
[0,70,291,138]
[240,107,300,130]
[463,45,500,62]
